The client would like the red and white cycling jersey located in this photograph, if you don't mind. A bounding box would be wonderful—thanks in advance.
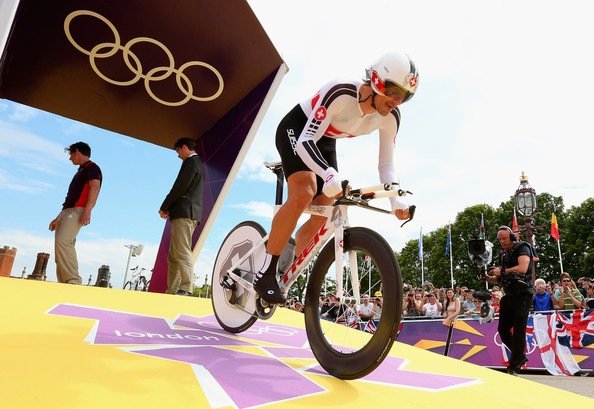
[296,80,404,209]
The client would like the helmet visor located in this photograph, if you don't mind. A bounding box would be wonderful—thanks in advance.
[383,81,412,102]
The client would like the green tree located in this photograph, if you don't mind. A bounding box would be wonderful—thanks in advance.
[561,198,594,278]
[395,193,591,290]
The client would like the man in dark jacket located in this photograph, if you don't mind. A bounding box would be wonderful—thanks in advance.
[159,137,203,295]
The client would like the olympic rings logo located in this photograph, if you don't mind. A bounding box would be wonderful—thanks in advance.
[492,330,537,355]
[64,10,224,107]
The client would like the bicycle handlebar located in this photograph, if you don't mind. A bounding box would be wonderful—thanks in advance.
[264,162,416,227]
[349,182,400,195]
[335,180,416,227]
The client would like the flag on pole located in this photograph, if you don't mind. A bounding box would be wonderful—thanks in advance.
[445,225,451,257]
[550,213,560,241]
[479,213,485,239]
[418,227,423,260]
[512,208,520,240]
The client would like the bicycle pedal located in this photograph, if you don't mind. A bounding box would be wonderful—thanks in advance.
[255,297,276,319]
[221,275,236,290]
[220,275,239,305]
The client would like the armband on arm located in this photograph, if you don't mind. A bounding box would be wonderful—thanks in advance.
[321,167,342,197]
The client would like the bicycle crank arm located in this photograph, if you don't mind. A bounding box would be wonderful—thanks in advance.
[222,269,254,292]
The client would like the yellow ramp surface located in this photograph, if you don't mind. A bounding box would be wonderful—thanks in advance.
[1,278,591,409]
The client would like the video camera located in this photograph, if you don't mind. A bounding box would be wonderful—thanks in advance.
[468,239,495,323]
[472,290,495,322]
[467,239,493,268]
[472,290,491,302]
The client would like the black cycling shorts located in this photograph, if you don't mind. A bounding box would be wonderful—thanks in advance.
[275,104,337,196]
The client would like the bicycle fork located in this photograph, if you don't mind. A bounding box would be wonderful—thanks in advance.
[333,217,361,302]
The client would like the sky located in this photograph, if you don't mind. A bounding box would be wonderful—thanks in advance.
[0,0,592,289]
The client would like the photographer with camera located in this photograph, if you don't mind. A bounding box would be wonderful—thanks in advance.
[554,272,583,310]
[485,226,535,375]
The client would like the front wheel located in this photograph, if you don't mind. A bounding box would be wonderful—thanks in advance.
[123,281,133,290]
[211,221,266,333]
[304,227,403,379]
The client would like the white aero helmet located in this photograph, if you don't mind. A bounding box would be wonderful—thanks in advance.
[366,52,419,103]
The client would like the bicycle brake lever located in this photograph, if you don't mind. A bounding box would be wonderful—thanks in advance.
[341,180,350,196]
[400,205,416,227]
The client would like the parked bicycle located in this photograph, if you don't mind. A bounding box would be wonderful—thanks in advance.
[211,162,415,379]
[123,266,151,291]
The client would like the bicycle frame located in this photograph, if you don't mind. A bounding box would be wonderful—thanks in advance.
[222,203,353,301]
[278,204,352,298]
[223,161,412,306]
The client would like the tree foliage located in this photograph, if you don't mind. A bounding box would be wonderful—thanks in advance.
[396,194,593,290]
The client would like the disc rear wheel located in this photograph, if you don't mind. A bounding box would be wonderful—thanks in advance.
[211,221,266,333]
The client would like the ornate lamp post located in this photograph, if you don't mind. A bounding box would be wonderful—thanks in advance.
[514,172,538,282]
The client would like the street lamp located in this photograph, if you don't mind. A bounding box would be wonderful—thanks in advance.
[122,244,143,288]
[515,171,537,218]
[514,172,539,282]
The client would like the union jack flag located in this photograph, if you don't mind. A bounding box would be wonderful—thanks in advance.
[499,317,536,368]
[556,309,594,348]
[533,313,581,376]
[348,319,361,330]
[338,319,360,330]
[525,316,537,352]
[361,319,377,334]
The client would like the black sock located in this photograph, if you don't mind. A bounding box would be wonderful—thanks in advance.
[260,253,279,275]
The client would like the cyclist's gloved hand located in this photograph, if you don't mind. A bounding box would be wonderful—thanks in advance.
[322,167,343,198]
[394,208,410,220]
[392,199,411,220]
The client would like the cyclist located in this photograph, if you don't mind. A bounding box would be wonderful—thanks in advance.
[254,51,420,304]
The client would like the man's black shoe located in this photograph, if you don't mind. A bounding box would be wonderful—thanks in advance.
[512,357,528,372]
[253,270,285,304]
[506,366,518,376]
[175,290,192,296]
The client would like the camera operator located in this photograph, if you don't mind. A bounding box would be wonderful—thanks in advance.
[485,226,535,375]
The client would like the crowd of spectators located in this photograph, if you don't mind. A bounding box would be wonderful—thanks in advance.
[398,273,593,323]
[400,283,496,323]
[531,273,593,311]
[281,273,593,329]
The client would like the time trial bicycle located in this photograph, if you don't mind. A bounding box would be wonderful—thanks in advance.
[211,161,415,379]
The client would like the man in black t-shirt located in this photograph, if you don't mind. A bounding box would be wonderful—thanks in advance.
[49,142,102,284]
[486,225,534,375]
